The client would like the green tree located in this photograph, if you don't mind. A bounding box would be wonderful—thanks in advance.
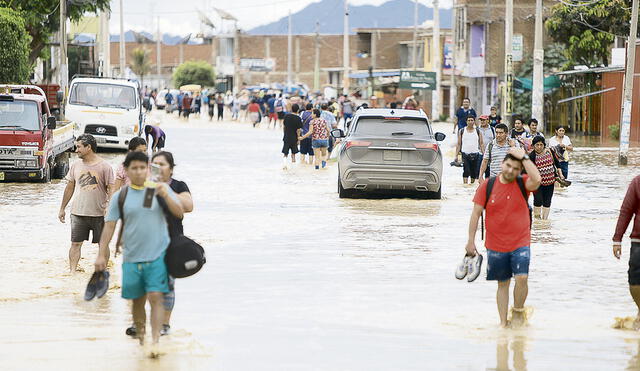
[546,0,633,68]
[0,0,110,64]
[130,47,152,86]
[172,60,215,88]
[0,8,31,83]
[513,43,568,119]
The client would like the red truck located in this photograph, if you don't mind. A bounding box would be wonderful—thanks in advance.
[0,85,74,182]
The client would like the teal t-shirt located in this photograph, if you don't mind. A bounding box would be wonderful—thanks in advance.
[106,186,177,263]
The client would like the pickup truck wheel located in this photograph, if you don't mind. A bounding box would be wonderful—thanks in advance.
[53,153,70,179]
[40,163,51,183]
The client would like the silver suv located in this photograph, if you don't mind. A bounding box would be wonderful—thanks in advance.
[332,108,446,199]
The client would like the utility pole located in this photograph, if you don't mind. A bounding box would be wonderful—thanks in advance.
[287,10,293,88]
[156,16,162,78]
[619,0,639,165]
[119,0,125,77]
[98,10,110,77]
[503,0,513,125]
[343,0,350,95]
[432,0,441,120]
[531,0,544,130]
[314,21,320,91]
[449,6,457,121]
[412,0,419,70]
[59,0,68,96]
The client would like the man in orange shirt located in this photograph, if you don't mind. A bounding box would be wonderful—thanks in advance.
[465,147,541,327]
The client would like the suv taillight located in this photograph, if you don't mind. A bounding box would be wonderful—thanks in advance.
[346,140,372,149]
[414,143,438,151]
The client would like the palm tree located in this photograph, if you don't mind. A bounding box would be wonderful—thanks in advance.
[130,47,152,86]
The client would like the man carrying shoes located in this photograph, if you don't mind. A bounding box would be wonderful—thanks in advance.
[465,147,541,327]
[94,151,183,349]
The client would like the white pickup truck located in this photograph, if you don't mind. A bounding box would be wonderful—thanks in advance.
[65,77,144,150]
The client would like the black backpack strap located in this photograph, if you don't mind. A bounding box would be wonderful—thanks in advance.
[515,175,527,201]
[115,186,129,251]
[484,176,497,209]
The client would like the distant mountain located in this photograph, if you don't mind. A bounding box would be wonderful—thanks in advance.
[248,0,452,35]
[109,31,199,45]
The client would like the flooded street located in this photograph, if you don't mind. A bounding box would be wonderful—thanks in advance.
[3,111,640,370]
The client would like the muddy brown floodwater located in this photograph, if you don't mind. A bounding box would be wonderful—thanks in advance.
[2,111,640,370]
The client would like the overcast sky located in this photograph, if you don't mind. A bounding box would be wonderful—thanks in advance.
[109,0,453,35]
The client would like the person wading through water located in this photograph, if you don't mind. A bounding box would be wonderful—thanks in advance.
[465,147,541,327]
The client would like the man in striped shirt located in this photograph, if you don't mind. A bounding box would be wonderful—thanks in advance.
[478,123,517,183]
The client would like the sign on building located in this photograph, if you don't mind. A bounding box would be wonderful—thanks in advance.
[512,34,523,62]
[443,38,453,70]
[240,58,275,72]
[399,71,436,90]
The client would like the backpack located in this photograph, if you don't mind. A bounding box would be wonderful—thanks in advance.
[481,176,532,240]
[117,187,206,278]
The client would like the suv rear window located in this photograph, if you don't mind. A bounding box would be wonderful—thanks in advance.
[353,117,431,137]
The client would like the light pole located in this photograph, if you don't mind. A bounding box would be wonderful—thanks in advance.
[619,0,639,165]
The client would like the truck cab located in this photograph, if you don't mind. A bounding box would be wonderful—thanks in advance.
[0,85,74,182]
[65,77,143,149]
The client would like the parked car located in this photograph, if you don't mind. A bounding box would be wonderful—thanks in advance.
[332,108,446,199]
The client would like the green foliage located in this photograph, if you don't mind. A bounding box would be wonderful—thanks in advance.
[0,8,31,83]
[513,44,568,120]
[609,123,620,140]
[438,113,448,122]
[546,0,633,68]
[0,0,110,64]
[130,48,152,84]
[172,61,215,88]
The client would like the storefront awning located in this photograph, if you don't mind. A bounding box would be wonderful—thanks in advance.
[514,76,561,93]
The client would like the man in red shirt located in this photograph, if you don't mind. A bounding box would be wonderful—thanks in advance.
[613,175,640,327]
[466,147,541,327]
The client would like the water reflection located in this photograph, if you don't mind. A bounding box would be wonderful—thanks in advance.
[493,335,528,371]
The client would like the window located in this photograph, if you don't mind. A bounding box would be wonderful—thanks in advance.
[69,83,137,109]
[354,118,431,137]
[0,101,39,130]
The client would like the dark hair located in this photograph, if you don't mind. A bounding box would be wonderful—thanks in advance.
[495,123,509,132]
[462,97,470,102]
[76,134,97,152]
[555,125,566,131]
[503,153,523,167]
[152,151,176,169]
[306,103,313,110]
[490,106,497,110]
[321,103,328,110]
[128,136,147,151]
[123,151,149,168]
[532,135,545,146]
[312,108,321,117]
[291,103,299,113]
[390,102,397,109]
[529,118,538,125]
[466,115,476,121]
[144,125,153,134]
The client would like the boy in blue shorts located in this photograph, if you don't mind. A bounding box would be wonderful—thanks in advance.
[94,151,184,345]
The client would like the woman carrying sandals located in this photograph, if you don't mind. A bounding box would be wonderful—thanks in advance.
[529,136,569,220]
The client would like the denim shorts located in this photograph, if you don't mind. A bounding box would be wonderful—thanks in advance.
[122,252,169,299]
[312,139,329,148]
[486,246,530,281]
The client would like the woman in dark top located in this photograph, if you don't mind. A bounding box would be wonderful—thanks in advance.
[127,151,193,338]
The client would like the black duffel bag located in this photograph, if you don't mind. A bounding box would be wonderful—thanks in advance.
[164,235,206,278]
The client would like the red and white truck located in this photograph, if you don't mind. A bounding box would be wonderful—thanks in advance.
[0,85,74,182]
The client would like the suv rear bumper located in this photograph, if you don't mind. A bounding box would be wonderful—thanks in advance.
[341,166,441,192]
[0,168,44,181]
